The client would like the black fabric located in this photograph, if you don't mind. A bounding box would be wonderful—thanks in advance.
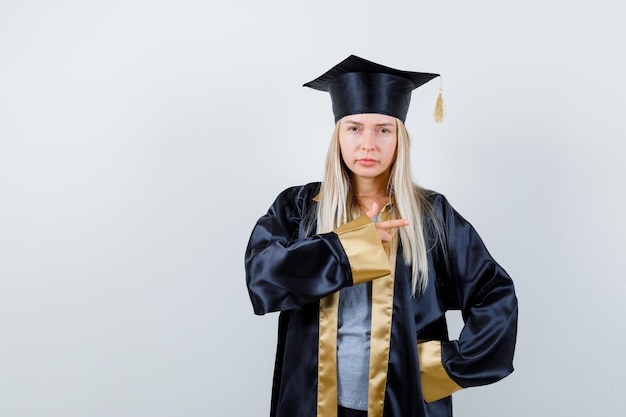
[328,72,414,123]
[303,55,439,122]
[339,406,367,417]
[245,182,518,417]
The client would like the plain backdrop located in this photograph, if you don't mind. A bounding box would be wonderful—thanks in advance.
[1,1,625,416]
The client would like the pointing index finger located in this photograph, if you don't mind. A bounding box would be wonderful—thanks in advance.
[377,219,410,229]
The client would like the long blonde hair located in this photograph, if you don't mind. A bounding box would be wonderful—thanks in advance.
[315,118,435,294]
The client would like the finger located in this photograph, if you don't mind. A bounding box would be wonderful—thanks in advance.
[378,230,393,242]
[366,202,379,219]
[377,219,410,229]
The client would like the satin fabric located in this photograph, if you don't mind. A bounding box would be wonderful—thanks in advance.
[317,206,396,417]
[328,72,414,122]
[302,55,439,122]
[245,182,518,417]
[339,406,368,417]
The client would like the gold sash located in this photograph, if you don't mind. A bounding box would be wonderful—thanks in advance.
[317,210,397,417]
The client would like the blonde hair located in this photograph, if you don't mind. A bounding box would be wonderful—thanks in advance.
[315,118,436,294]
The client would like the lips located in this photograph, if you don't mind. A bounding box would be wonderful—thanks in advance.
[357,158,378,166]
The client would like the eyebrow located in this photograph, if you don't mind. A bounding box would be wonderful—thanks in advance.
[342,120,395,127]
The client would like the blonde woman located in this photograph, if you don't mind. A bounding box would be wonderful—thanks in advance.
[245,55,518,417]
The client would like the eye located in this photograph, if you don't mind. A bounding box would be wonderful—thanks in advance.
[379,128,392,134]
[348,126,359,132]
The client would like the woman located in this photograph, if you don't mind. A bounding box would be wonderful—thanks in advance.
[245,55,518,417]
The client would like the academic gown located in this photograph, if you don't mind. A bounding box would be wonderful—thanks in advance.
[245,182,518,417]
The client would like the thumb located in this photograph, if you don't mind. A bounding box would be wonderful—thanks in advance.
[366,202,379,219]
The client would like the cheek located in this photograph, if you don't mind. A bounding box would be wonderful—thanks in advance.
[338,139,352,160]
[383,140,398,161]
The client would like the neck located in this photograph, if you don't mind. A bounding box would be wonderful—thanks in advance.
[351,174,389,197]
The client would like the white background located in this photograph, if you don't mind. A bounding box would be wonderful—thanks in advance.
[1,1,625,416]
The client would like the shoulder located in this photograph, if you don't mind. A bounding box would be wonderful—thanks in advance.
[420,188,450,213]
[419,188,469,226]
[267,182,321,216]
[272,182,321,205]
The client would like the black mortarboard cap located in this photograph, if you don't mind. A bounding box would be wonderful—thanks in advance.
[303,55,440,123]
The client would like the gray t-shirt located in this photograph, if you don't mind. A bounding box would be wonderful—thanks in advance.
[337,281,372,410]
[337,212,379,410]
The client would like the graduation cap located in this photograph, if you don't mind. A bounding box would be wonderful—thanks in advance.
[303,55,444,123]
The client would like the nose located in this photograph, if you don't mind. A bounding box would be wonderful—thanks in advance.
[360,131,376,151]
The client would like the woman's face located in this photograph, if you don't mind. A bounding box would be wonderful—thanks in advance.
[338,113,398,182]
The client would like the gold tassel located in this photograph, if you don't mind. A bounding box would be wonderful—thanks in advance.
[432,77,444,123]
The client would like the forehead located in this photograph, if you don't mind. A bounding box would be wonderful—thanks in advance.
[340,113,396,125]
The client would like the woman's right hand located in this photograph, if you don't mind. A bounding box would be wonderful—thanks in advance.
[365,202,409,243]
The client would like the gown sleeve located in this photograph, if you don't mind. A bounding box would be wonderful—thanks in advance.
[245,185,391,315]
[419,195,518,402]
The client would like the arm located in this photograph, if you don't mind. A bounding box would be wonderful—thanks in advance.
[419,195,518,402]
[245,186,391,315]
